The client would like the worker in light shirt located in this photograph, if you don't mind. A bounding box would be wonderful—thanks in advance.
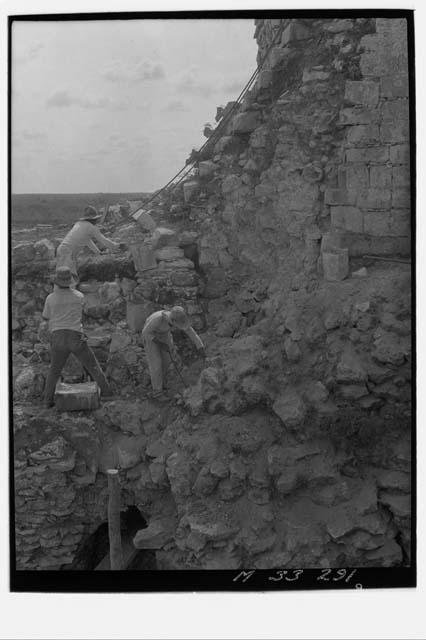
[142,306,205,400]
[56,205,121,284]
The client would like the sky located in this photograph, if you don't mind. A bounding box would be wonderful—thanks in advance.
[11,18,257,194]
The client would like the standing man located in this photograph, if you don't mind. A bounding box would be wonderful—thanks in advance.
[56,205,121,283]
[142,306,205,399]
[39,266,113,408]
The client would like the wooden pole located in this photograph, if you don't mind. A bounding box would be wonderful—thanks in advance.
[107,469,123,570]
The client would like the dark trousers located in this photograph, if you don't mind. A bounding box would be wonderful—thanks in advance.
[44,329,112,404]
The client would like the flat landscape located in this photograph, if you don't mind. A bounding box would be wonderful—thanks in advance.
[11,192,151,227]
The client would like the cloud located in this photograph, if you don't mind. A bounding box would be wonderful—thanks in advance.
[176,71,213,98]
[103,60,165,83]
[46,90,128,111]
[163,99,189,112]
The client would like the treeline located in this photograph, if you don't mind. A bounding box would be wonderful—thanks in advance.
[11,193,151,227]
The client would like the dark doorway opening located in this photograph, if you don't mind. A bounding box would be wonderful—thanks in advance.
[62,506,157,570]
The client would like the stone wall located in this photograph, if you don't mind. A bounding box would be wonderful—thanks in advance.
[12,16,413,572]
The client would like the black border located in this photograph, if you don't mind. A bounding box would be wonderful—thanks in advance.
[8,9,416,593]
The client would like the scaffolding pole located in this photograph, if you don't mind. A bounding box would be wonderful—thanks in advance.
[107,469,123,570]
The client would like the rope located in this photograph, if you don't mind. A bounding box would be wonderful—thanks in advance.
[112,19,287,230]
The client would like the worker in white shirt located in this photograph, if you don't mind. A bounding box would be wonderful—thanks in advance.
[142,306,205,399]
[56,206,121,283]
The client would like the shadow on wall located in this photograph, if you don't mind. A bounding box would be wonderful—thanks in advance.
[62,506,157,571]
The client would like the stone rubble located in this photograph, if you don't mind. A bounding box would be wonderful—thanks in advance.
[11,16,411,571]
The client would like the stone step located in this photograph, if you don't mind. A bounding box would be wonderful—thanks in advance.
[54,381,100,412]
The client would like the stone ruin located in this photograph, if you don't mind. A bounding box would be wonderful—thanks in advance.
[12,17,412,571]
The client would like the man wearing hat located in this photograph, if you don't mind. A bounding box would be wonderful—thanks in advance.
[142,306,205,399]
[56,205,121,283]
[40,266,113,408]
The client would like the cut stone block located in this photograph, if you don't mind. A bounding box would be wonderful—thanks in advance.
[303,69,331,83]
[380,121,409,144]
[154,246,184,261]
[281,22,311,45]
[322,249,349,281]
[380,74,409,98]
[345,146,389,163]
[151,227,177,249]
[344,81,379,107]
[331,206,363,233]
[198,160,216,177]
[347,124,379,146]
[183,180,199,203]
[256,69,273,90]
[54,381,100,412]
[390,144,410,164]
[131,208,157,231]
[232,111,260,134]
[129,242,157,272]
[369,165,392,189]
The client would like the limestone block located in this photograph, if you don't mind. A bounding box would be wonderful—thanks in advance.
[380,121,409,144]
[357,188,392,209]
[390,144,410,164]
[331,206,363,233]
[344,80,379,107]
[339,165,369,190]
[391,209,410,236]
[392,189,410,209]
[363,211,392,236]
[157,258,195,270]
[336,346,367,383]
[392,165,410,189]
[324,188,357,206]
[198,160,216,177]
[256,69,273,90]
[322,249,349,281]
[272,388,306,427]
[381,99,409,124]
[369,165,392,190]
[54,381,100,411]
[340,106,380,126]
[281,22,311,45]
[214,135,233,154]
[345,146,389,163]
[155,246,184,262]
[132,208,157,231]
[270,46,289,68]
[183,180,199,203]
[380,74,409,99]
[302,69,331,83]
[151,227,177,249]
[232,111,260,134]
[129,242,157,272]
[347,124,379,146]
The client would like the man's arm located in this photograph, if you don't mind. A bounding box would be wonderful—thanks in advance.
[183,326,204,351]
[91,226,120,251]
[38,299,51,343]
[87,239,102,255]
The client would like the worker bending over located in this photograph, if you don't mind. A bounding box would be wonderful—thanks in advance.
[56,205,121,283]
[40,266,112,408]
[142,306,205,399]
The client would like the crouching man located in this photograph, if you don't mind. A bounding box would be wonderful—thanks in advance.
[39,266,112,408]
[142,306,205,400]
